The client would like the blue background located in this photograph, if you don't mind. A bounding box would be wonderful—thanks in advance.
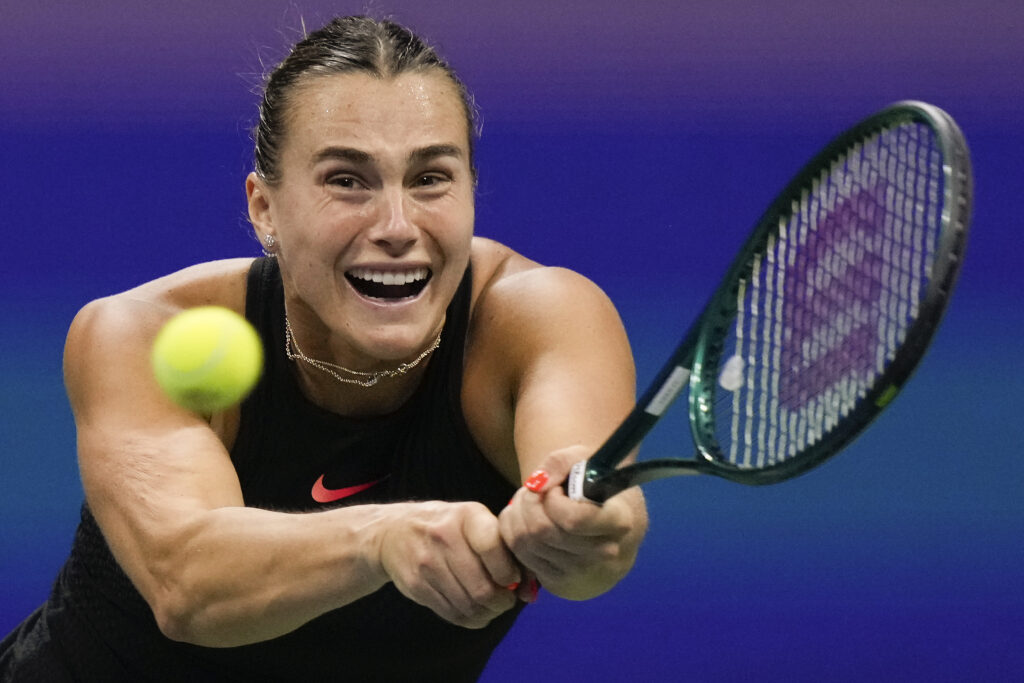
[2,1,1022,680]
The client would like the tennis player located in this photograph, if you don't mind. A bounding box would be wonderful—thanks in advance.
[0,15,647,682]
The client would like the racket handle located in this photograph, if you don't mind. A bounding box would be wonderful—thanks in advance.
[565,460,622,504]
[567,457,707,503]
[566,461,590,502]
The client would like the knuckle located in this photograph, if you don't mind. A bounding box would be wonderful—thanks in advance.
[425,525,450,547]
[468,582,502,606]
[527,513,556,538]
[560,510,589,534]
[603,508,634,537]
[399,551,439,585]
[410,543,436,569]
[455,502,497,534]
[419,518,461,550]
[462,577,515,612]
[503,532,527,555]
[594,540,622,563]
[506,528,543,558]
[456,500,491,518]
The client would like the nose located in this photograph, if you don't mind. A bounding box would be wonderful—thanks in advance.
[368,190,418,255]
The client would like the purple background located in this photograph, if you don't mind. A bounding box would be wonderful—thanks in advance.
[3,1,1022,680]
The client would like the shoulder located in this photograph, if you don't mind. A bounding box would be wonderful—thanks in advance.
[65,258,256,417]
[468,237,624,354]
[468,237,613,317]
[69,258,255,338]
[121,258,256,313]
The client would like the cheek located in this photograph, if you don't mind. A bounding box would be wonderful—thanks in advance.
[418,193,472,245]
[441,196,475,244]
[281,204,366,256]
[441,214,474,271]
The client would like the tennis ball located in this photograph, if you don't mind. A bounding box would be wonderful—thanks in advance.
[152,306,263,413]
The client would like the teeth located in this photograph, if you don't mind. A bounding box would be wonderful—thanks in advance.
[349,267,429,286]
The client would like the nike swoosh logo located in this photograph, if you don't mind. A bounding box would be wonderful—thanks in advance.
[311,474,386,503]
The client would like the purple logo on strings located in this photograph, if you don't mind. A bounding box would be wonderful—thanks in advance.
[778,181,888,410]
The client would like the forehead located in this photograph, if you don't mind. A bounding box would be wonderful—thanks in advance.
[282,70,470,161]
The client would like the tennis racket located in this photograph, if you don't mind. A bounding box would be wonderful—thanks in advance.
[567,100,972,504]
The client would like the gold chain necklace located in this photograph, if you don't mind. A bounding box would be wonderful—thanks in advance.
[284,317,441,388]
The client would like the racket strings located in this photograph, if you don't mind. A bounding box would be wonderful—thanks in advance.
[713,122,944,469]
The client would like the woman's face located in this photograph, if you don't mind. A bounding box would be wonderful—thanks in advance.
[248,69,475,368]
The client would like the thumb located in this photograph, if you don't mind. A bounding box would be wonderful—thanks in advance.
[522,446,590,494]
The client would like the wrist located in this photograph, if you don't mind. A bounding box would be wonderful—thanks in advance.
[353,502,411,588]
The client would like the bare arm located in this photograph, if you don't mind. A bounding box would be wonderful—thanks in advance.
[68,267,519,647]
[473,265,648,600]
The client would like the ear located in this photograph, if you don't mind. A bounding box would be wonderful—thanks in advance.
[246,172,275,242]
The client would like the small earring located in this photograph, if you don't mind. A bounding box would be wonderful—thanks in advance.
[263,234,276,255]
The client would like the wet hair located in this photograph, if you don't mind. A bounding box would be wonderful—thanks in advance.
[253,16,480,184]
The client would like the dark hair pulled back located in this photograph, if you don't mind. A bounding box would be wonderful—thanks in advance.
[253,16,479,184]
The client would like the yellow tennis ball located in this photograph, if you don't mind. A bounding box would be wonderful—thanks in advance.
[151,306,263,413]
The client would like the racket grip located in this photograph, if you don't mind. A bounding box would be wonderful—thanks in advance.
[565,460,621,504]
[566,461,590,502]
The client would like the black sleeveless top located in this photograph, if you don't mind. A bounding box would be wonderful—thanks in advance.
[0,258,522,682]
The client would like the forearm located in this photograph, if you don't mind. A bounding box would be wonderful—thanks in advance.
[143,504,393,647]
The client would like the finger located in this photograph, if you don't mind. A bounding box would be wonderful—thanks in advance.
[504,485,568,552]
[439,554,517,628]
[515,569,541,603]
[462,509,522,589]
[392,565,474,627]
[522,447,587,495]
[405,550,513,629]
[414,577,467,626]
[541,484,633,538]
[514,483,603,547]
[523,468,552,494]
[502,494,590,569]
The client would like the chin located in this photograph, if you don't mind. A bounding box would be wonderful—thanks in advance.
[355,324,442,364]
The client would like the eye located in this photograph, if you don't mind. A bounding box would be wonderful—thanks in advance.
[326,173,367,190]
[413,173,451,189]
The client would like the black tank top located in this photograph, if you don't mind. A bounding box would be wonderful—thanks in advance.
[1,258,522,683]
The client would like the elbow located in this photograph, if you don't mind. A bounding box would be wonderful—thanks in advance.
[148,580,262,648]
[131,541,201,643]
[154,612,191,644]
[133,526,240,646]
[144,565,222,646]
[152,595,235,648]
[150,584,205,644]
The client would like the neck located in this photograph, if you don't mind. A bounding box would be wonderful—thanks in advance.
[284,315,442,416]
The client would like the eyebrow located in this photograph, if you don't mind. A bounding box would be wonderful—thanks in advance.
[311,146,372,166]
[409,144,464,164]
[311,144,464,167]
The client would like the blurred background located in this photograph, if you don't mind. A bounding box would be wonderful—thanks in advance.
[2,1,1021,680]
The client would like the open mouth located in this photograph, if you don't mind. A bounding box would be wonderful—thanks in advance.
[345,267,431,300]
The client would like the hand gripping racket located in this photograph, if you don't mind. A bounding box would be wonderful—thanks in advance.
[568,101,972,503]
